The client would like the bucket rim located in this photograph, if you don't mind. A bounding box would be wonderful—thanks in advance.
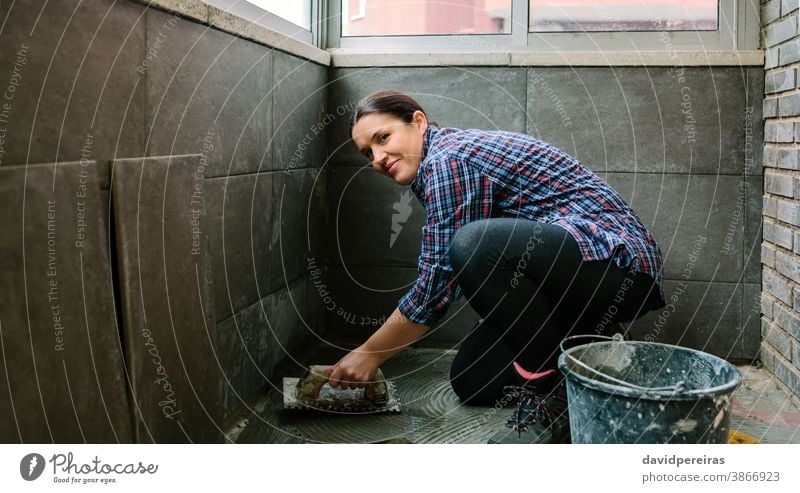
[557,340,742,400]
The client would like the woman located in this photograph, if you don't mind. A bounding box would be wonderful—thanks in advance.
[327,89,666,443]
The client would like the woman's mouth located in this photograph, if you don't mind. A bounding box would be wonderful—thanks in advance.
[386,159,400,175]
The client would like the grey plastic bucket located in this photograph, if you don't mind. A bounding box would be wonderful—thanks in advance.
[557,335,742,444]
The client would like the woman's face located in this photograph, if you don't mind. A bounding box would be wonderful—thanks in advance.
[351,110,427,186]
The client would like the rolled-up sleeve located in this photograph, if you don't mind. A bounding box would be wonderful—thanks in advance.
[397,157,491,326]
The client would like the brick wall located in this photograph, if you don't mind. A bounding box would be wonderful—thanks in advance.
[761,0,800,398]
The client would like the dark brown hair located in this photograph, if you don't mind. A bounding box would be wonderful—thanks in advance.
[350,89,438,130]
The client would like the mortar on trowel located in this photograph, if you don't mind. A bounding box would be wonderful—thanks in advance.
[283,365,400,412]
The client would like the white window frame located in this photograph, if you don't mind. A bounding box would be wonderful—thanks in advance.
[203,0,320,46]
[325,0,760,52]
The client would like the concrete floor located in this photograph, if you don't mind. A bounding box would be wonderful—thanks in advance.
[230,345,800,444]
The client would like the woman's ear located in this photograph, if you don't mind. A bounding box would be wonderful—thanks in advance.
[412,110,427,130]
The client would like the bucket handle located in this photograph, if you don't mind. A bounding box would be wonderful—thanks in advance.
[560,334,688,395]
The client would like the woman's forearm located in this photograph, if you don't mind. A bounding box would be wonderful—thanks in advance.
[360,307,429,365]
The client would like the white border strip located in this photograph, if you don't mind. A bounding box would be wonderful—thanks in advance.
[3,444,799,491]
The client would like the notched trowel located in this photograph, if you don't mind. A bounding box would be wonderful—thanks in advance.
[283,365,400,413]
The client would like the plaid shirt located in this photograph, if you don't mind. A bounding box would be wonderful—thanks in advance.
[397,125,665,326]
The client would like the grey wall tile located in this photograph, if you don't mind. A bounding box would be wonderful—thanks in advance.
[325,266,419,338]
[746,67,766,176]
[112,155,220,443]
[626,280,746,359]
[0,161,132,443]
[742,283,763,359]
[144,8,272,177]
[206,172,272,322]
[208,167,323,323]
[327,67,528,166]
[271,51,328,172]
[602,173,744,283]
[271,168,327,293]
[744,175,763,283]
[527,67,763,175]
[217,271,326,418]
[215,297,270,418]
[266,278,318,378]
[327,166,425,268]
[0,0,145,166]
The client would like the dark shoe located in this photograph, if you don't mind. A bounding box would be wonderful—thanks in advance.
[488,364,570,444]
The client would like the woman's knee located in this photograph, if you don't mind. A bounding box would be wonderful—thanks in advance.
[449,219,493,271]
[449,363,514,406]
[449,338,516,405]
[449,359,495,405]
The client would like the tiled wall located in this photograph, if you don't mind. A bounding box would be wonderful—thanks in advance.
[0,0,783,442]
[138,6,330,426]
[326,65,764,360]
[0,0,328,441]
[760,0,800,398]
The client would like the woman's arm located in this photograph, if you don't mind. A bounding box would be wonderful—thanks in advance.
[328,158,484,389]
[327,307,428,389]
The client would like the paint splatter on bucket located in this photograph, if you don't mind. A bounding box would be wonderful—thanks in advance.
[557,335,742,444]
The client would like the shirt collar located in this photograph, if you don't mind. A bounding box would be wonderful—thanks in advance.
[410,124,439,200]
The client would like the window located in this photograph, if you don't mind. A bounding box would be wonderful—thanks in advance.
[529,0,718,32]
[204,0,314,44]
[329,0,756,52]
[247,0,312,30]
[341,0,512,36]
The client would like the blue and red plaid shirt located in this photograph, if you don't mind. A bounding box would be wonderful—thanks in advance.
[397,124,666,326]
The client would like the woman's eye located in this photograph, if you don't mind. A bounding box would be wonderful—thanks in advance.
[378,134,387,142]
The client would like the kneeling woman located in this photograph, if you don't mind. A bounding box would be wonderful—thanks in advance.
[328,89,666,443]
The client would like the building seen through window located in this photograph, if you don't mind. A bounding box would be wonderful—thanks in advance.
[339,0,718,36]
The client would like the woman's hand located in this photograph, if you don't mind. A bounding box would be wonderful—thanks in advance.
[327,346,382,394]
[325,307,430,396]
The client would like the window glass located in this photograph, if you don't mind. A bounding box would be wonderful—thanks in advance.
[342,0,513,36]
[529,0,718,32]
[247,0,312,30]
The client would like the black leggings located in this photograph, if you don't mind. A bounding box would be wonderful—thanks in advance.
[447,218,663,405]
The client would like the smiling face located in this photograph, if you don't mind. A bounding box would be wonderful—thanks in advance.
[351,110,428,185]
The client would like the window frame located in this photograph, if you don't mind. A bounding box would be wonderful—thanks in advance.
[203,0,317,45]
[325,0,760,52]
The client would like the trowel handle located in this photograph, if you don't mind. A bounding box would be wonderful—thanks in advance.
[297,365,383,402]
[296,367,332,399]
